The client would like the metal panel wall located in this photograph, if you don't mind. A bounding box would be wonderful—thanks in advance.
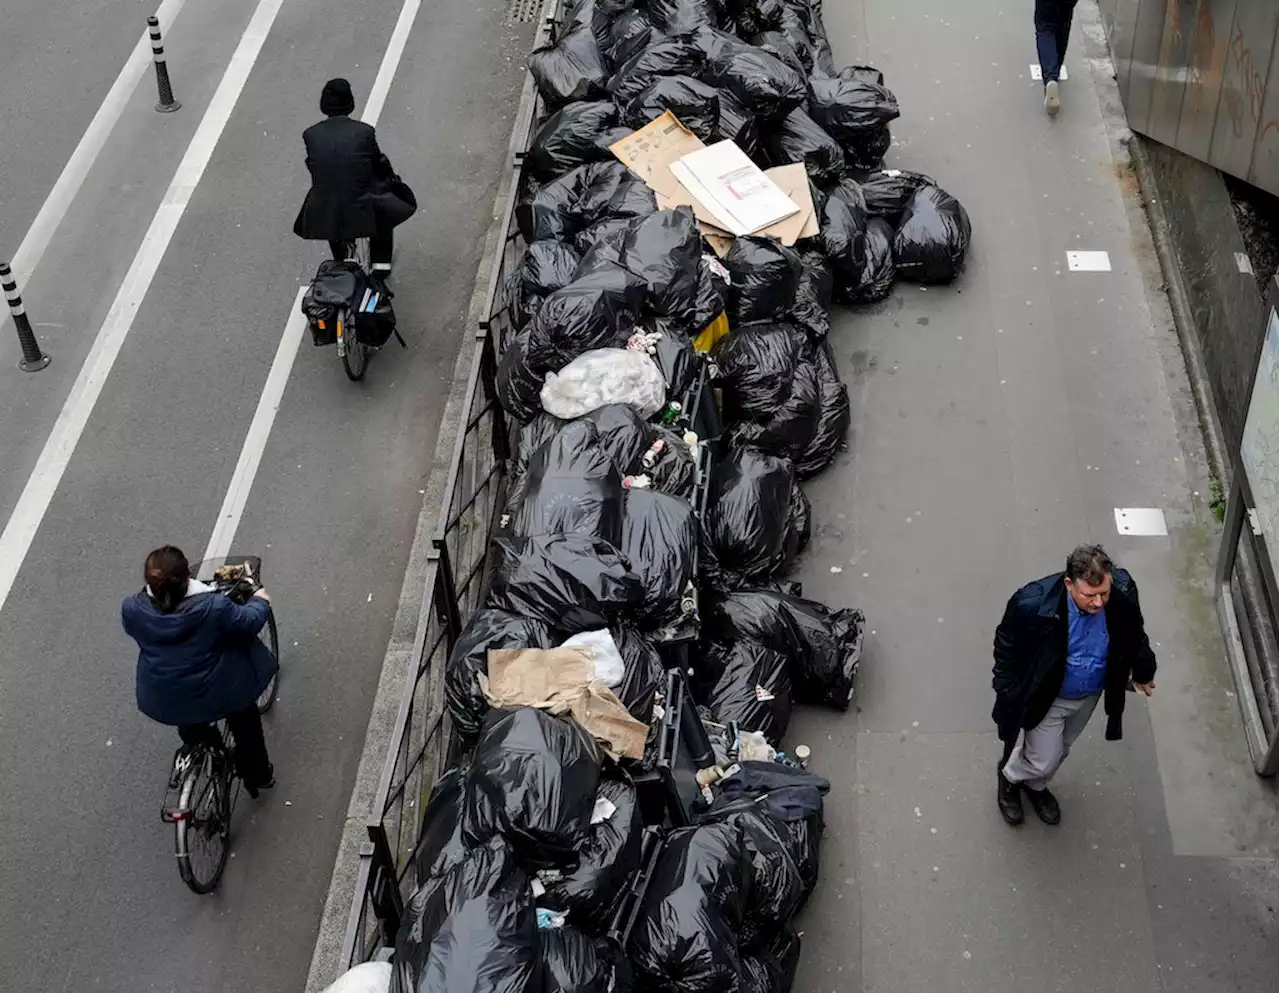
[1102,0,1278,196]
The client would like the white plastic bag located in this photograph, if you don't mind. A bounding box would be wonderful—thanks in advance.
[541,348,667,420]
[560,628,626,688]
[322,961,392,993]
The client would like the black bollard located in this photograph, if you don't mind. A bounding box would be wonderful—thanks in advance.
[148,15,182,113]
[1,263,51,372]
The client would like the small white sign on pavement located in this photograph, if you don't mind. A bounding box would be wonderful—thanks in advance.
[1067,250,1112,272]
[1114,508,1168,536]
[1029,64,1068,81]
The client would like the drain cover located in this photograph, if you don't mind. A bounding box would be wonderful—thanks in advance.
[506,0,540,22]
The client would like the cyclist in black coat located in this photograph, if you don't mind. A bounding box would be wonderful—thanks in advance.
[293,78,415,276]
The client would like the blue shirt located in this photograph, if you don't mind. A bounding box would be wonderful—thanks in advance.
[1060,594,1110,699]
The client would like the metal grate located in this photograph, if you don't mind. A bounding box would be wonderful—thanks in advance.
[506,0,540,23]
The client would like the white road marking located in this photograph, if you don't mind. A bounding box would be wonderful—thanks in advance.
[0,0,286,613]
[1066,250,1111,271]
[1114,508,1169,536]
[199,0,425,564]
[1029,64,1068,81]
[7,0,190,289]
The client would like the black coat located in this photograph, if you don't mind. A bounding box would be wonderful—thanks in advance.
[293,115,413,242]
[992,569,1157,743]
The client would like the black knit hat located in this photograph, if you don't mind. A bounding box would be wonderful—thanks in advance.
[320,78,355,117]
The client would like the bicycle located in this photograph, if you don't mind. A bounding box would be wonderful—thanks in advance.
[161,555,279,894]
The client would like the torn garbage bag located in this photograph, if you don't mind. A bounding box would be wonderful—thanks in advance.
[514,419,624,544]
[627,823,750,993]
[508,240,581,331]
[529,101,625,181]
[391,835,537,993]
[696,640,793,743]
[703,446,806,584]
[541,348,667,420]
[892,185,972,284]
[723,237,802,325]
[702,588,866,709]
[621,487,697,626]
[531,24,611,107]
[859,167,936,225]
[623,75,720,140]
[465,708,602,868]
[446,608,561,745]
[487,533,643,632]
[538,777,643,926]
[542,927,635,993]
[794,340,849,478]
[764,107,844,187]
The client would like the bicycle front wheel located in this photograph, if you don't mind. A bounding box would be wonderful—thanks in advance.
[174,753,232,894]
[256,605,279,714]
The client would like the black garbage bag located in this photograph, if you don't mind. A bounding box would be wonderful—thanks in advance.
[713,321,808,415]
[651,331,699,396]
[742,932,802,993]
[498,328,549,423]
[703,446,805,583]
[806,75,899,145]
[618,207,703,325]
[509,240,582,331]
[696,640,793,742]
[702,588,866,709]
[852,215,895,302]
[688,254,730,332]
[392,835,538,993]
[509,412,570,511]
[539,778,644,927]
[774,9,817,75]
[487,533,644,632]
[623,74,720,140]
[721,0,784,43]
[627,823,750,992]
[648,427,698,499]
[789,249,832,339]
[703,35,807,119]
[711,86,761,157]
[607,8,663,69]
[795,340,849,477]
[609,38,706,106]
[723,237,802,325]
[612,623,665,724]
[836,63,885,85]
[582,403,654,474]
[764,107,845,186]
[446,608,563,745]
[515,419,625,544]
[412,768,472,881]
[713,762,828,904]
[568,0,622,50]
[725,342,820,461]
[531,23,611,107]
[519,161,656,244]
[644,0,724,34]
[787,482,810,554]
[843,123,891,171]
[542,927,636,993]
[465,708,602,869]
[750,30,808,75]
[893,185,972,284]
[800,185,865,298]
[859,167,937,225]
[525,263,647,373]
[699,795,804,941]
[621,487,697,626]
[529,101,623,181]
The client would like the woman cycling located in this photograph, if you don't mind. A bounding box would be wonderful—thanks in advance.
[122,546,277,796]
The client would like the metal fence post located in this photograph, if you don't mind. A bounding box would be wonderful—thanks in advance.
[1,263,51,372]
[365,822,404,948]
[147,16,182,113]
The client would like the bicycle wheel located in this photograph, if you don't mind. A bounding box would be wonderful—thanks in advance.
[342,335,368,381]
[256,605,279,714]
[174,751,232,894]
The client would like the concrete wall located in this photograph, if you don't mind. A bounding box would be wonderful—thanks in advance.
[1099,0,1278,196]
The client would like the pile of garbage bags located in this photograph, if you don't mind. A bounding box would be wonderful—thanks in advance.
[318,0,985,989]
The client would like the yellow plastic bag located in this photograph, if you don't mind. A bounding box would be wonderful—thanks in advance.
[694,311,730,354]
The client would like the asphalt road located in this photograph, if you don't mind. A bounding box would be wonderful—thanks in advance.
[0,0,533,989]
[789,2,1278,991]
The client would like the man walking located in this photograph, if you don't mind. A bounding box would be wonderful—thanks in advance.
[1035,0,1078,116]
[992,545,1157,825]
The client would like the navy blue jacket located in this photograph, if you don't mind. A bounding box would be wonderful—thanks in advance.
[992,568,1157,744]
[123,588,277,727]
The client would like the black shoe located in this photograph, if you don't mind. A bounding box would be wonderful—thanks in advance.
[997,771,1024,826]
[1024,786,1061,825]
[244,764,275,800]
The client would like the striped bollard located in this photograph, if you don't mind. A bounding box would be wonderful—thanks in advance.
[1,263,51,372]
[148,15,182,113]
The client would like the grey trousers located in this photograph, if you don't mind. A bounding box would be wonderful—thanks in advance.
[1002,693,1100,791]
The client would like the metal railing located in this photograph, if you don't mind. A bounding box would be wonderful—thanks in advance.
[334,0,563,970]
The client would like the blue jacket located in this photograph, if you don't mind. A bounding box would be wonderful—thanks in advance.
[123,587,277,727]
